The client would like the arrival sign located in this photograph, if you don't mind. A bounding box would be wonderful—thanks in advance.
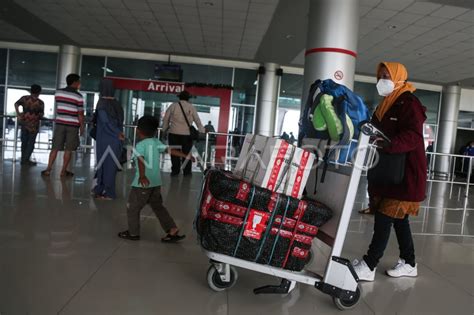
[108,76,185,93]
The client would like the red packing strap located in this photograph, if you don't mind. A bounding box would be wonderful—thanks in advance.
[290,150,311,197]
[293,200,307,220]
[267,192,279,213]
[204,211,244,226]
[200,191,214,217]
[235,181,251,201]
[266,141,289,191]
[213,200,248,217]
[270,228,313,245]
[281,199,309,268]
[273,216,318,236]
[292,247,309,259]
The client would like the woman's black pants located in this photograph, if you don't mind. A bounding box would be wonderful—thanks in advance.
[363,211,416,270]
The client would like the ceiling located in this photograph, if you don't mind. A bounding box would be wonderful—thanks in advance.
[0,0,473,86]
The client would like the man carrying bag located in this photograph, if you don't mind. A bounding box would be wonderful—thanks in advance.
[162,90,205,176]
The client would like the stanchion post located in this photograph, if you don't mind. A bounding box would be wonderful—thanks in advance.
[13,117,18,162]
[132,126,137,149]
[204,132,209,171]
[466,157,472,197]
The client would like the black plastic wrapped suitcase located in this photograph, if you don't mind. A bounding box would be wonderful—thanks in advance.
[196,170,333,271]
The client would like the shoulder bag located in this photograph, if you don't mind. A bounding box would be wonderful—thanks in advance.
[367,151,406,185]
[178,101,200,141]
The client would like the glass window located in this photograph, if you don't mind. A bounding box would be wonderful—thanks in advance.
[424,124,437,149]
[354,81,381,114]
[232,68,257,105]
[0,86,4,138]
[457,111,474,129]
[414,89,440,125]
[8,50,58,88]
[81,56,105,92]
[0,85,4,114]
[0,49,7,85]
[277,108,300,138]
[455,129,474,155]
[6,87,56,119]
[83,92,100,118]
[106,57,156,80]
[180,63,233,86]
[230,105,254,134]
[279,73,304,110]
[106,58,233,87]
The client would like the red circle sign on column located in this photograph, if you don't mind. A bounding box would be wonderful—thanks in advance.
[334,70,344,81]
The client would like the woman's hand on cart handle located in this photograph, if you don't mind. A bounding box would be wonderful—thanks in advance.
[373,137,390,150]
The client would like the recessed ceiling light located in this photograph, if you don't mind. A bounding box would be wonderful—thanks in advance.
[21,60,26,64]
[285,34,294,39]
[101,67,113,73]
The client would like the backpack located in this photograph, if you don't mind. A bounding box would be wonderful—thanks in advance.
[299,79,369,147]
[298,79,370,194]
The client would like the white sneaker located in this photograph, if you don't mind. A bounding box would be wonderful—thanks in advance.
[386,259,418,278]
[352,259,376,282]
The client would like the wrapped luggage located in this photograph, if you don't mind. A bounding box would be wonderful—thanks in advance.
[234,134,316,199]
[196,170,333,271]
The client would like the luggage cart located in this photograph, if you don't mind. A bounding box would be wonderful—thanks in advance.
[201,133,373,310]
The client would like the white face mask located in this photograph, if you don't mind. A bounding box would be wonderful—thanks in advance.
[376,79,395,97]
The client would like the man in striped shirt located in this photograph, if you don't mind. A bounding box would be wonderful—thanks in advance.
[41,73,84,177]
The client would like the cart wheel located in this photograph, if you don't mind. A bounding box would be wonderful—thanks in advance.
[332,287,361,310]
[207,265,238,292]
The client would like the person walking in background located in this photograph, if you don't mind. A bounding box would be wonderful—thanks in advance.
[203,120,216,164]
[204,121,215,134]
[162,90,204,176]
[41,74,84,177]
[14,84,44,166]
[92,79,124,200]
[118,116,191,242]
[353,62,427,281]
[229,127,242,156]
[289,132,296,144]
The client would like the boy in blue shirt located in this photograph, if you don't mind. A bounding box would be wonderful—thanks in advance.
[118,116,194,242]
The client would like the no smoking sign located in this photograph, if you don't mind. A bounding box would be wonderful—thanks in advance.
[334,70,344,80]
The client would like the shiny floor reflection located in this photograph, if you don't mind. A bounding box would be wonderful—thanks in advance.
[0,158,473,315]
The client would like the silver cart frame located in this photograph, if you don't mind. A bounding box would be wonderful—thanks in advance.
[203,134,371,310]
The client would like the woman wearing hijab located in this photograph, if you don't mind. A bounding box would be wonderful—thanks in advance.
[93,79,125,200]
[353,62,427,281]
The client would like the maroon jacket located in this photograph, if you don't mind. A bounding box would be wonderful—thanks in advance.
[368,92,427,202]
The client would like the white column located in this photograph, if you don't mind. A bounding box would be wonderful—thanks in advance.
[255,62,281,137]
[56,45,80,89]
[301,0,360,110]
[434,85,461,177]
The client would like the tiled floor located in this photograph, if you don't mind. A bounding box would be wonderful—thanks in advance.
[0,155,473,315]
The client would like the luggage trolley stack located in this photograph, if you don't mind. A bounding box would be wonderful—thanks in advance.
[195,79,374,310]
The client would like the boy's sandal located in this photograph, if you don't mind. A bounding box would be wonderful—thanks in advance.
[161,233,186,243]
[358,207,375,215]
[61,171,74,177]
[41,170,51,176]
[118,230,140,241]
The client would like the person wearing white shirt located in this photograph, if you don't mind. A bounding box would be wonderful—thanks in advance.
[162,90,205,176]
